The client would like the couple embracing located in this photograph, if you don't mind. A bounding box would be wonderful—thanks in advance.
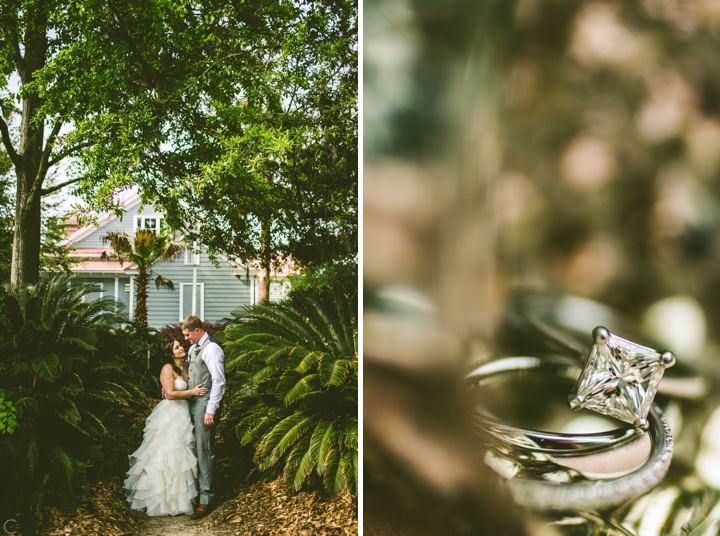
[124,316,225,520]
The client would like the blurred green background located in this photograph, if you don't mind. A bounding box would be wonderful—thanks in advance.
[365,0,720,355]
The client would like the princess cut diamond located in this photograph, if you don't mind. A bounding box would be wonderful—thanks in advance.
[568,327,672,428]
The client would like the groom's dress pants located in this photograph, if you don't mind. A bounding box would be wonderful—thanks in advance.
[189,396,217,505]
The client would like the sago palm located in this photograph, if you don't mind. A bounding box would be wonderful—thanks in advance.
[218,282,358,495]
[101,228,183,329]
[0,274,147,534]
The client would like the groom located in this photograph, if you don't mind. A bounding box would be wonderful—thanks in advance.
[182,315,225,520]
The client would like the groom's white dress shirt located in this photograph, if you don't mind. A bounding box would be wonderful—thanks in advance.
[193,332,225,415]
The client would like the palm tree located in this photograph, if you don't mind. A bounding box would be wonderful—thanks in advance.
[218,282,358,495]
[101,228,183,329]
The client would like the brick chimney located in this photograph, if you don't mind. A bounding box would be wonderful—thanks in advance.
[63,215,81,236]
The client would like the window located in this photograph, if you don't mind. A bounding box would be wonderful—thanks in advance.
[184,242,201,265]
[179,283,205,321]
[133,215,162,233]
[83,282,105,303]
[270,279,291,302]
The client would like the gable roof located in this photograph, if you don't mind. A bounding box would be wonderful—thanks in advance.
[59,194,265,276]
[60,193,143,247]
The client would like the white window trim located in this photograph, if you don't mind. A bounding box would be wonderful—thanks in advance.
[184,242,201,265]
[82,282,105,303]
[133,214,163,234]
[251,276,258,305]
[129,275,134,320]
[179,282,205,321]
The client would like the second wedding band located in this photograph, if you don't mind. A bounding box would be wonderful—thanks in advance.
[465,325,676,511]
[466,356,639,456]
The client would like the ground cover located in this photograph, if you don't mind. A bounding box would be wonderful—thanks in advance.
[37,477,357,535]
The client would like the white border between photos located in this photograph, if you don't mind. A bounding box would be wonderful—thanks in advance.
[357,0,364,531]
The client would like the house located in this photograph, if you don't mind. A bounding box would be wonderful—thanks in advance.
[60,192,291,328]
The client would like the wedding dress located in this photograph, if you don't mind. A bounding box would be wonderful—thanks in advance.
[124,377,198,516]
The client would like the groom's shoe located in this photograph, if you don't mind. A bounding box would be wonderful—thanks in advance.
[191,504,210,520]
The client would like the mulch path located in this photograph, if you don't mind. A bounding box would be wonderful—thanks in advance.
[37,478,357,535]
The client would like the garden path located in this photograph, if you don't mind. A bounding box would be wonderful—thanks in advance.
[138,510,235,536]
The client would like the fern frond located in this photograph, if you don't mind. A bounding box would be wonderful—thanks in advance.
[291,440,316,491]
[322,448,344,495]
[340,448,357,495]
[283,434,312,491]
[260,413,319,469]
[319,358,353,387]
[292,350,323,374]
[281,373,319,406]
[315,420,336,475]
[48,446,81,507]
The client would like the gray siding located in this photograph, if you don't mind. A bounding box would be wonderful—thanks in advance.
[73,204,164,248]
[145,247,250,328]
[70,201,263,329]
[74,252,251,328]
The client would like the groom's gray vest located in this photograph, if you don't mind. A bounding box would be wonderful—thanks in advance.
[187,336,220,505]
[187,337,215,404]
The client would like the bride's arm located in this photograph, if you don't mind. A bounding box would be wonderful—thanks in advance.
[160,365,208,399]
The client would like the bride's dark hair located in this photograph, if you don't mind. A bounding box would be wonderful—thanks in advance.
[164,339,186,375]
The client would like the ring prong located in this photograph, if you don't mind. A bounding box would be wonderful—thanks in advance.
[592,326,610,344]
[661,351,675,368]
[634,418,649,433]
[568,394,585,410]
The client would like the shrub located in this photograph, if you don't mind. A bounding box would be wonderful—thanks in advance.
[0,389,17,434]
[217,282,357,496]
[0,274,147,534]
[89,325,155,477]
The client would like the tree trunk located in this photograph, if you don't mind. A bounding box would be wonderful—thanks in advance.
[258,221,272,303]
[9,7,49,288]
[135,270,149,329]
[11,177,43,288]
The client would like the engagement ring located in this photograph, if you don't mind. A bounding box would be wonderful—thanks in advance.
[497,292,707,400]
[465,328,675,512]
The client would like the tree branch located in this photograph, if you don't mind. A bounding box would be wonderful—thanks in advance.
[23,121,63,206]
[41,176,85,197]
[0,115,19,167]
[34,120,63,183]
[48,140,93,166]
[107,1,158,89]
[7,15,25,72]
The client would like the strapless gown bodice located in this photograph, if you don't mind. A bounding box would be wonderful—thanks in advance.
[174,378,188,391]
[124,375,197,516]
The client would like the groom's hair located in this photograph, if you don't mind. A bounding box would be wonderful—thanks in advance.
[182,315,203,331]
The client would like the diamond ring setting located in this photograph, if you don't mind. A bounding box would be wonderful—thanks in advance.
[568,326,674,433]
[499,292,706,399]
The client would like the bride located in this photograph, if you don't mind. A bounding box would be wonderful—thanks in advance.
[124,339,208,516]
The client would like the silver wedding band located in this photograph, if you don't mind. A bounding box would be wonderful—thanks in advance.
[465,355,674,511]
[466,356,640,455]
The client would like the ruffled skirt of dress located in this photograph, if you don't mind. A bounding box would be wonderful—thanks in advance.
[124,399,198,516]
